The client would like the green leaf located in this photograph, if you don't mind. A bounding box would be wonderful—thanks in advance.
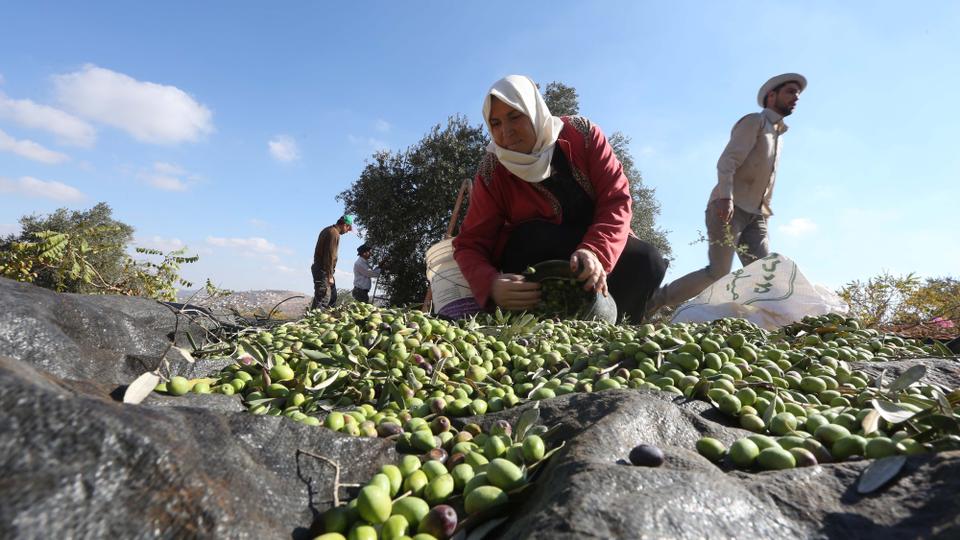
[875,369,886,390]
[857,455,906,494]
[931,341,952,357]
[305,369,342,391]
[922,414,960,433]
[936,390,952,413]
[249,340,274,369]
[513,403,541,442]
[898,395,936,410]
[465,516,509,540]
[929,434,960,452]
[887,365,926,393]
[525,381,547,400]
[763,390,779,426]
[871,399,917,424]
[527,440,566,474]
[245,397,284,407]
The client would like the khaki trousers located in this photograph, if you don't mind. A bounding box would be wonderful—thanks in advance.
[649,204,770,313]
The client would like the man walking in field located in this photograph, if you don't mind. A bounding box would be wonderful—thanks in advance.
[310,214,354,309]
[648,73,807,316]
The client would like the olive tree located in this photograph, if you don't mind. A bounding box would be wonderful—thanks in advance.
[1,202,134,293]
[0,202,201,300]
[543,81,672,257]
[542,82,580,116]
[337,115,488,306]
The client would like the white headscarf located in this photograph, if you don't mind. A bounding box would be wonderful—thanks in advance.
[482,75,565,183]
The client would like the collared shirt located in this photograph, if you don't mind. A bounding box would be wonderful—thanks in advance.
[710,108,789,216]
[353,256,381,290]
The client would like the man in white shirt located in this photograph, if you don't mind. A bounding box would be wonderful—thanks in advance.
[352,244,381,304]
[648,73,807,316]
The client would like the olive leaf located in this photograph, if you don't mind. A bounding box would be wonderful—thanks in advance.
[857,455,907,494]
[525,381,547,400]
[430,357,448,386]
[249,340,274,370]
[539,422,563,441]
[763,390,779,426]
[375,381,391,410]
[245,397,284,407]
[123,371,160,404]
[464,516,509,540]
[514,403,541,442]
[526,425,549,437]
[244,342,266,366]
[861,409,880,435]
[875,368,886,390]
[921,414,960,432]
[930,434,960,451]
[933,389,952,414]
[871,399,916,424]
[173,346,195,364]
[388,381,407,409]
[305,370,342,391]
[407,370,421,393]
[887,365,927,393]
[898,394,936,410]
[185,330,199,350]
[931,340,952,356]
[529,440,566,471]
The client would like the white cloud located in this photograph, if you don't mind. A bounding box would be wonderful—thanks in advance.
[347,134,389,151]
[137,161,198,192]
[334,269,354,283]
[274,265,296,274]
[147,175,188,191]
[0,176,85,202]
[778,217,818,237]
[206,236,290,255]
[249,218,268,228]
[153,161,184,175]
[268,135,299,162]
[374,119,391,133]
[0,128,70,164]
[0,91,96,147]
[136,235,185,252]
[53,64,213,144]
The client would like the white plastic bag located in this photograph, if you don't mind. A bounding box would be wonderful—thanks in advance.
[671,253,848,330]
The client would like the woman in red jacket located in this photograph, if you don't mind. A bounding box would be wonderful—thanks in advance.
[453,75,667,322]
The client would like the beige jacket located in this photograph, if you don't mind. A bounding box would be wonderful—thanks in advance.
[709,108,788,216]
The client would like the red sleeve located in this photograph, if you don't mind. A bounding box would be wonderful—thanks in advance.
[577,123,632,272]
[452,169,503,308]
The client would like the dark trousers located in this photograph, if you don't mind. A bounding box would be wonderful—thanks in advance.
[310,264,337,309]
[352,288,370,303]
[500,221,667,323]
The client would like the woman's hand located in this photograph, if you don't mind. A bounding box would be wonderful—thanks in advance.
[570,249,608,296]
[491,273,541,310]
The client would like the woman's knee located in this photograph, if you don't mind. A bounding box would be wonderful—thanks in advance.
[615,238,667,284]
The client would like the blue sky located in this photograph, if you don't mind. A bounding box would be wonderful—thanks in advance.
[1,1,958,296]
